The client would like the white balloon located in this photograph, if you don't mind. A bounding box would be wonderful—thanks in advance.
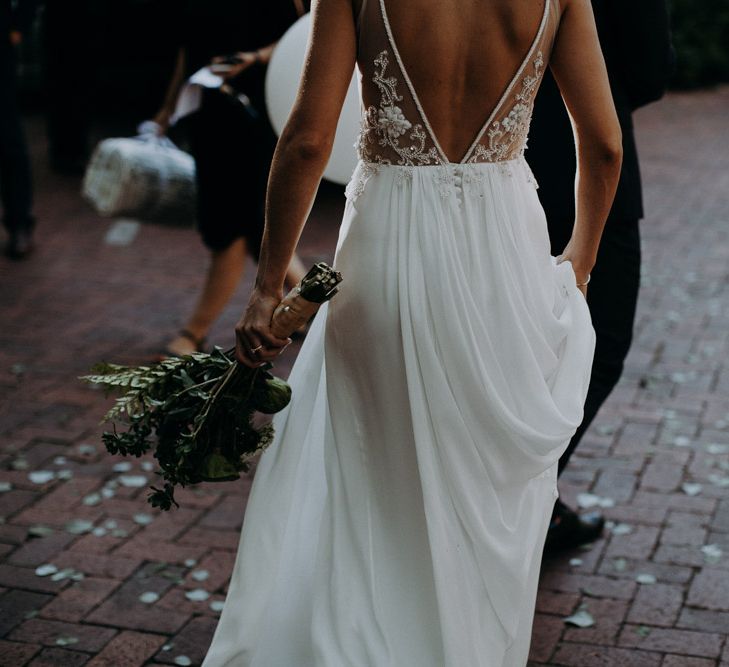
[266,14,360,185]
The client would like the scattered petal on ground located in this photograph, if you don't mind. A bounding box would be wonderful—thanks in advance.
[55,636,79,647]
[701,544,723,564]
[191,569,210,581]
[185,589,210,601]
[139,591,160,604]
[82,493,102,506]
[708,474,729,488]
[28,470,55,484]
[118,474,148,488]
[564,609,595,628]
[27,525,54,537]
[610,523,633,536]
[636,573,657,585]
[681,483,703,496]
[577,493,615,509]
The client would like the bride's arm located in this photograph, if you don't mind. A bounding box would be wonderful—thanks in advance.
[235,0,357,366]
[549,0,623,293]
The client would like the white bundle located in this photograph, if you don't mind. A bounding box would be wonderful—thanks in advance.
[82,122,196,225]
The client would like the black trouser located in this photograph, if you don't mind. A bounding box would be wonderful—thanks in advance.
[548,217,642,476]
[0,43,34,236]
[43,1,89,169]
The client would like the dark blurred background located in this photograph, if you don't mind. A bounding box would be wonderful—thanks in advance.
[16,0,180,172]
[668,0,729,89]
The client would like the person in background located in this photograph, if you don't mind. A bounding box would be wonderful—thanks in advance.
[527,0,674,553]
[42,0,90,174]
[0,0,39,259]
[154,0,308,357]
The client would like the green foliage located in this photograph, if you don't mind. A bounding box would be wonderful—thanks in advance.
[671,0,729,88]
[81,348,292,511]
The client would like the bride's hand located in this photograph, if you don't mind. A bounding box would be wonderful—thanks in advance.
[235,289,291,367]
[556,242,594,298]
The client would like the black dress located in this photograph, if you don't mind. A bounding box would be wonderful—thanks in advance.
[182,0,305,253]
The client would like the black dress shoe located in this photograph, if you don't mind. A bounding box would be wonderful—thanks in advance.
[5,230,35,260]
[543,499,605,555]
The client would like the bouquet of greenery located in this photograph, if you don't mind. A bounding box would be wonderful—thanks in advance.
[82,263,342,510]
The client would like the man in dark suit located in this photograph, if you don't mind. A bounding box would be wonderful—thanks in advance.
[526,0,674,551]
[0,0,39,259]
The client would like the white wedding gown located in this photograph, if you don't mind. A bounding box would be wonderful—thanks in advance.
[202,0,594,665]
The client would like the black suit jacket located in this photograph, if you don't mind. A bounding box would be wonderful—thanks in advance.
[526,0,674,225]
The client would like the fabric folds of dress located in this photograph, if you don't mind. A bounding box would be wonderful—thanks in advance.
[202,158,595,667]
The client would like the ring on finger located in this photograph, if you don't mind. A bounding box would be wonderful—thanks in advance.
[250,344,263,355]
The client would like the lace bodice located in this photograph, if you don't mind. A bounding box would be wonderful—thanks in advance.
[354,0,560,169]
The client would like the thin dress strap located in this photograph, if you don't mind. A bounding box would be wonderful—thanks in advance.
[354,0,561,167]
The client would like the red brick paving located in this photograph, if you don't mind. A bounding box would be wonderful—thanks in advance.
[1,88,729,666]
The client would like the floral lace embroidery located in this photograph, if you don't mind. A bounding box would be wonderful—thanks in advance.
[357,51,440,168]
[344,160,381,201]
[347,48,546,200]
[467,52,545,165]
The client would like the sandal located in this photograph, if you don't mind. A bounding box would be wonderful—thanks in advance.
[154,329,208,362]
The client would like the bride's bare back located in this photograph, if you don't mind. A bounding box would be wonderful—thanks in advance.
[354,0,559,166]
[373,0,552,162]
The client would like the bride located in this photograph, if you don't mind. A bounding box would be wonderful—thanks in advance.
[204,0,621,665]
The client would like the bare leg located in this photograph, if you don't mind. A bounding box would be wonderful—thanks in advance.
[165,241,309,356]
[165,238,248,356]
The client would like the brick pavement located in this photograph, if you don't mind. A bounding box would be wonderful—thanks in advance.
[1,87,729,666]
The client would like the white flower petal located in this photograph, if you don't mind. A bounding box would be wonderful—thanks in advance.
[564,609,595,628]
[118,475,148,488]
[28,471,55,484]
[35,564,58,577]
[185,589,210,602]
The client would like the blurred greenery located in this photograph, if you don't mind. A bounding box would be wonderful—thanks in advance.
[670,0,729,88]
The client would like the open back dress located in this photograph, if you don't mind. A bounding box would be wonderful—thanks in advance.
[202,1,595,665]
